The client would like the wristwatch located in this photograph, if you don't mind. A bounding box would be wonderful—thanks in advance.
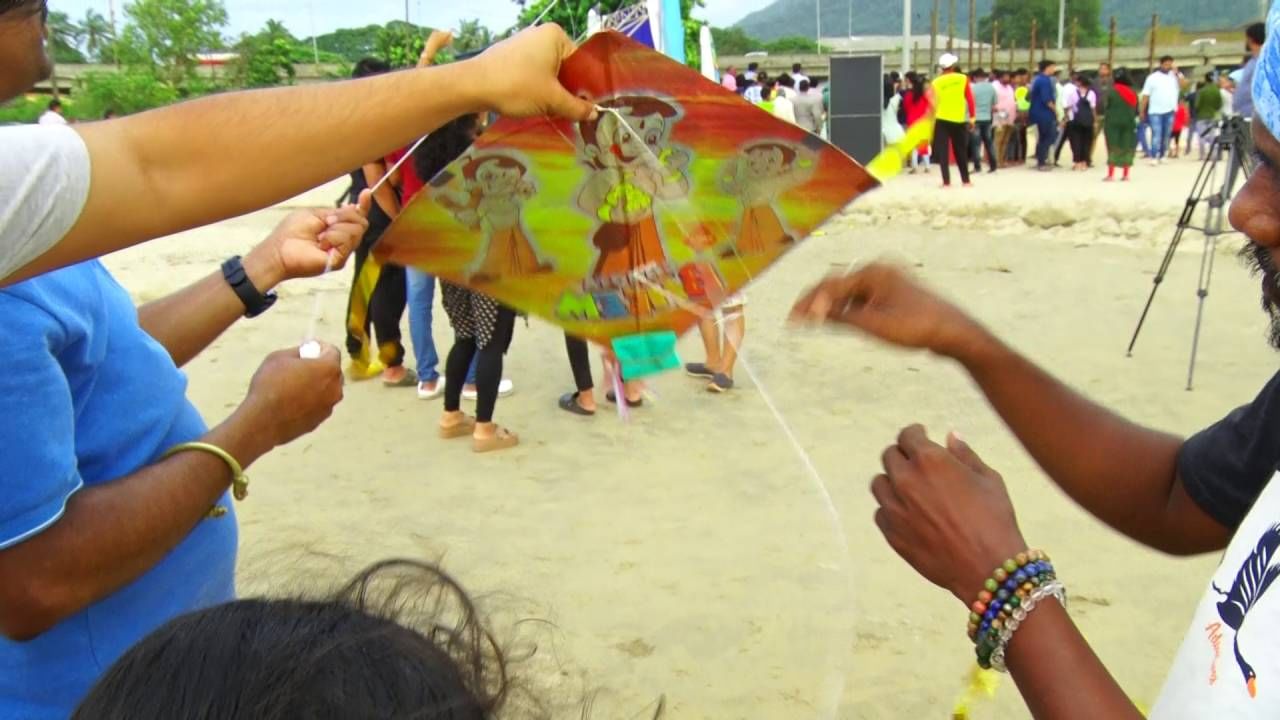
[221,256,278,318]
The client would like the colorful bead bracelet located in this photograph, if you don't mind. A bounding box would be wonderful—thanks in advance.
[966,550,1060,671]
[989,580,1068,672]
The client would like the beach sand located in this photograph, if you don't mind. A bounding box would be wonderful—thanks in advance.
[103,155,1272,718]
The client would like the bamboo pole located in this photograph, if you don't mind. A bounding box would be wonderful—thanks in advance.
[1147,14,1159,72]
[992,20,999,70]
[1108,16,1117,69]
[1008,40,1013,69]
[947,0,956,52]
[930,0,938,66]
[1068,16,1077,74]
[1029,18,1037,68]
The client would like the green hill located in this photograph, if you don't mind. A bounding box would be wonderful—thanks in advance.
[734,0,1262,43]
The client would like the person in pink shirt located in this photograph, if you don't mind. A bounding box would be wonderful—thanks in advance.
[722,66,738,92]
[992,70,1018,167]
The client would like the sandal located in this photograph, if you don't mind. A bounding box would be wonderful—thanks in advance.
[474,427,519,454]
[559,392,595,416]
[605,390,644,408]
[383,367,419,388]
[438,416,477,439]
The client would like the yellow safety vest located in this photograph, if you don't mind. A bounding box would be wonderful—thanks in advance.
[931,72,970,123]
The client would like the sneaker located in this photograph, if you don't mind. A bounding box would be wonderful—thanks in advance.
[685,362,716,379]
[462,379,514,401]
[707,373,735,393]
[417,377,444,400]
[1149,159,1159,167]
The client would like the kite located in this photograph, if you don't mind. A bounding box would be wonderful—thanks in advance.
[375,31,877,377]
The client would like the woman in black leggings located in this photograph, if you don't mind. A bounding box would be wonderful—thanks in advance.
[438,285,518,452]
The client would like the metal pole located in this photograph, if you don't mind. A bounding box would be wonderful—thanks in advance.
[1108,16,1117,69]
[816,0,822,53]
[1029,18,1037,68]
[848,0,852,37]
[1069,16,1077,74]
[967,0,975,68]
[1057,0,1065,50]
[1148,14,1159,72]
[930,1,938,66]
[947,0,956,51]
[902,0,912,73]
[992,20,999,70]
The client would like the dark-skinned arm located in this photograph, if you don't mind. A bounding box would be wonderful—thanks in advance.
[0,345,342,641]
[953,330,1230,555]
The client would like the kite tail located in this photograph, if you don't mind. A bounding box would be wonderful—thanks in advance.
[867,111,937,183]
[951,664,1000,720]
[345,254,384,377]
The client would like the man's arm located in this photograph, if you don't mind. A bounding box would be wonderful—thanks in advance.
[4,24,596,286]
[138,203,368,367]
[791,264,1232,555]
[0,344,344,641]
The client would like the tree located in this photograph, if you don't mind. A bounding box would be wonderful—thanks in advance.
[232,20,298,88]
[46,11,87,64]
[455,18,493,54]
[710,26,761,56]
[116,0,229,87]
[513,0,706,65]
[374,21,428,68]
[764,36,820,54]
[978,0,1103,48]
[80,9,115,63]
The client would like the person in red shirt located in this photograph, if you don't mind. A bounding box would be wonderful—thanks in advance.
[1170,98,1191,159]
[901,71,932,173]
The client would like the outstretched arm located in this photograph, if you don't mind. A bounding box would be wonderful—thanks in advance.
[792,264,1232,555]
[5,24,597,286]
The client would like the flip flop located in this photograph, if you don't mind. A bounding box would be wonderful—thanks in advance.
[605,390,644,408]
[474,427,519,454]
[438,416,477,439]
[383,367,419,388]
[559,392,595,416]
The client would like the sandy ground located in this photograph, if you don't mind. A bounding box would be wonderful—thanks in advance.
[102,151,1274,719]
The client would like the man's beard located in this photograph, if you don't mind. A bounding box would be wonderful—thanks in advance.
[1241,241,1280,348]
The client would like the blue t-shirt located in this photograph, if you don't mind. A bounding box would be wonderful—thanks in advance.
[1029,74,1058,124]
[0,261,237,718]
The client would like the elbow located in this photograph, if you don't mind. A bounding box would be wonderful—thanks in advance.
[0,579,78,642]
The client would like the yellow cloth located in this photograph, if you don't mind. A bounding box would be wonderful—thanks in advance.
[932,72,971,123]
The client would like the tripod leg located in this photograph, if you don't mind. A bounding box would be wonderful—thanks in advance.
[1128,143,1221,358]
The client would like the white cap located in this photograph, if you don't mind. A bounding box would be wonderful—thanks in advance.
[939,52,959,69]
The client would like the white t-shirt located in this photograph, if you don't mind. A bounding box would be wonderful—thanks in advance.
[791,72,810,87]
[38,111,68,126]
[772,95,797,124]
[1151,473,1280,718]
[1142,70,1182,115]
[0,125,92,282]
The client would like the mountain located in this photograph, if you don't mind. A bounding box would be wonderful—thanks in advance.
[733,0,1262,43]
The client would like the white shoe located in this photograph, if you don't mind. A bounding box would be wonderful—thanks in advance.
[1157,158,1164,165]
[417,378,444,400]
[462,379,514,402]
[1148,159,1159,167]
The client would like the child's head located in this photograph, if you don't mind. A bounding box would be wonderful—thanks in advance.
[74,561,508,720]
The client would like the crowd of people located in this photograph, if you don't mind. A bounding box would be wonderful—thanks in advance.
[6,0,1280,716]
[880,31,1261,186]
[721,61,829,136]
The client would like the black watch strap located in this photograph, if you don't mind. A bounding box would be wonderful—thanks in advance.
[221,256,278,318]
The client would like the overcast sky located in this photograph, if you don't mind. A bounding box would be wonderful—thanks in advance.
[51,0,777,39]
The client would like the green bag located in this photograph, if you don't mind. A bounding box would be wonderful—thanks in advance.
[611,331,681,380]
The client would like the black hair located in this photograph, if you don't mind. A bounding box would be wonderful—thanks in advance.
[800,79,811,93]
[905,70,925,97]
[352,57,392,79]
[1206,70,1216,83]
[971,67,987,78]
[47,98,61,111]
[792,63,803,73]
[1159,54,1174,64]
[0,0,44,19]
[747,62,759,71]
[1038,59,1055,73]
[74,561,507,720]
[1248,21,1266,47]
[1113,67,1132,87]
[415,113,484,186]
[1015,67,1028,76]
[777,73,795,88]
[889,71,901,82]
[882,76,895,108]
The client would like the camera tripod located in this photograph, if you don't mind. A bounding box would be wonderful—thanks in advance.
[1126,116,1253,390]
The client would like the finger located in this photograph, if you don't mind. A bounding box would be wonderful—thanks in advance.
[896,424,941,460]
[356,189,374,217]
[870,473,905,512]
[946,431,995,476]
[547,83,599,121]
[880,443,912,480]
[872,507,896,542]
[309,341,341,368]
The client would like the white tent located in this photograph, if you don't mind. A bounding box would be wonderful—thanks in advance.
[699,24,717,82]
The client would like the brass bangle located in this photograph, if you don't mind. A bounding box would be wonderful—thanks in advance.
[163,441,249,502]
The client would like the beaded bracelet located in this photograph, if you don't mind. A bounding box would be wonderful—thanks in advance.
[967,550,1058,670]
[989,580,1067,672]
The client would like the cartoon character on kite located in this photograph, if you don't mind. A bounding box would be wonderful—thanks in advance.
[436,151,553,285]
[576,95,691,315]
[719,140,817,258]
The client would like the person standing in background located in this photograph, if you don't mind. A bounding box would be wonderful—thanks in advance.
[929,53,976,187]
[902,71,933,172]
[1093,63,1114,158]
[790,62,810,88]
[37,99,66,125]
[969,68,998,174]
[1065,74,1097,171]
[743,75,764,104]
[1220,72,1237,117]
[882,75,906,147]
[1235,21,1266,119]
[1170,97,1191,159]
[796,79,826,134]
[722,66,738,93]
[1193,72,1224,159]
[992,70,1017,168]
[1053,72,1078,167]
[1103,68,1139,182]
[1141,56,1181,165]
[1028,60,1059,171]
[1014,68,1032,164]
[771,77,797,124]
[744,62,759,82]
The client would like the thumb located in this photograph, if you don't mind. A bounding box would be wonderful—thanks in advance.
[946,431,993,475]
[546,83,598,121]
[356,189,374,218]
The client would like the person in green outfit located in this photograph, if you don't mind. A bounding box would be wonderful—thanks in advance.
[1103,68,1140,181]
[1193,72,1224,159]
